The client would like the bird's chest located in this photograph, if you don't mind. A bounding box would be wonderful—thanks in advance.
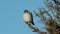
[24,13,31,22]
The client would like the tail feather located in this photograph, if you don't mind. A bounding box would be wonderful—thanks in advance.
[31,21,35,25]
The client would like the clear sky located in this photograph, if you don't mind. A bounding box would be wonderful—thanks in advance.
[0,0,47,34]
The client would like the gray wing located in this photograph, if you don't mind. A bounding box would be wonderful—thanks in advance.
[29,12,35,25]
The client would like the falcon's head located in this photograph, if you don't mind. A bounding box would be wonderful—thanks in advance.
[24,10,29,13]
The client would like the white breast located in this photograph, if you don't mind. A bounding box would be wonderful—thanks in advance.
[24,13,31,22]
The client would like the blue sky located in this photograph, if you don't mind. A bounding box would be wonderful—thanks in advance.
[0,0,48,34]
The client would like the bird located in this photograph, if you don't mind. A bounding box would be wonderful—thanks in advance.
[23,10,35,25]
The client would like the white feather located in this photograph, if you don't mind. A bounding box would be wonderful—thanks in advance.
[24,12,31,22]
